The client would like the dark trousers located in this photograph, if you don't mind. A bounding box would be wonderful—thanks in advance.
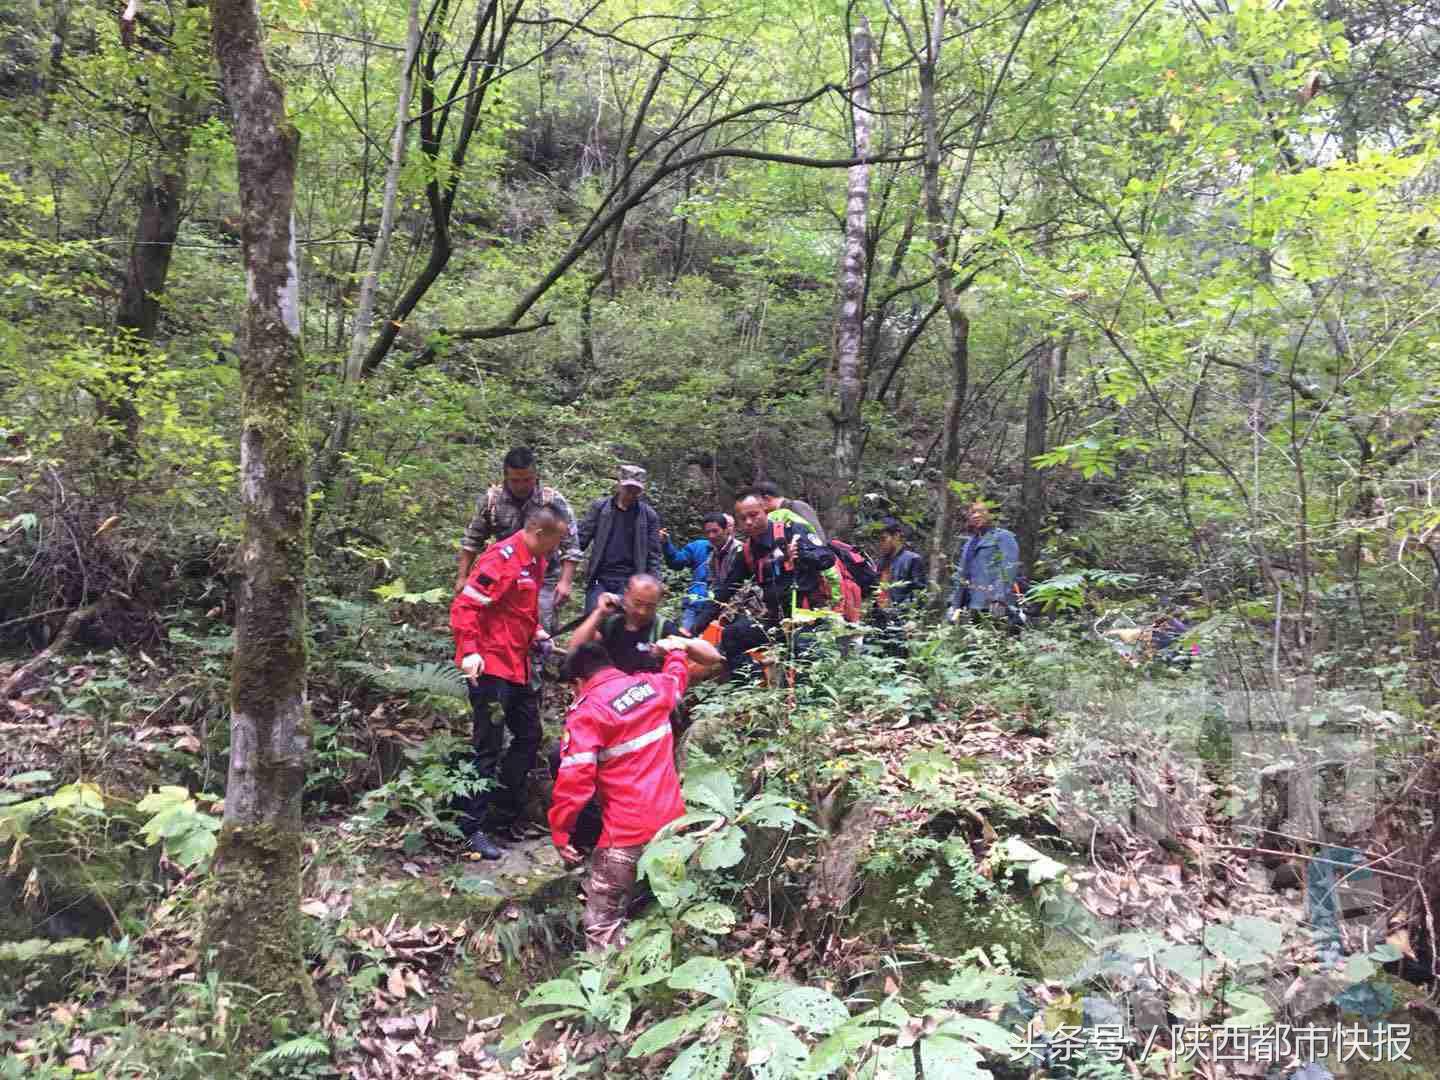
[546,744,603,851]
[584,574,632,614]
[463,674,541,833]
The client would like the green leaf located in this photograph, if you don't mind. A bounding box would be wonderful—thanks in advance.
[932,1014,1014,1054]
[1219,989,1273,1028]
[998,837,1066,885]
[1343,954,1377,982]
[684,767,738,818]
[663,1035,735,1080]
[619,925,673,988]
[918,1033,989,1078]
[48,782,104,812]
[919,968,1020,1008]
[669,957,735,1004]
[698,826,745,870]
[1203,925,1274,967]
[746,1015,808,1080]
[1155,944,1206,984]
[6,771,53,787]
[167,826,218,868]
[749,982,849,1034]
[523,978,589,1009]
[639,834,700,909]
[628,1005,720,1058]
[801,1025,883,1076]
[1368,943,1403,964]
[681,902,737,935]
[501,1008,581,1051]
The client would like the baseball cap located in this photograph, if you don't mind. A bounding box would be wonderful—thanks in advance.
[617,463,647,490]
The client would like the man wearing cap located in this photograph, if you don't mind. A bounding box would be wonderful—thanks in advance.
[577,463,664,614]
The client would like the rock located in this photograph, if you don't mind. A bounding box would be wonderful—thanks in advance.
[0,938,98,1004]
[1080,995,1125,1030]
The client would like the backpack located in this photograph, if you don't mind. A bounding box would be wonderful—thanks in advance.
[827,539,880,596]
[745,523,863,623]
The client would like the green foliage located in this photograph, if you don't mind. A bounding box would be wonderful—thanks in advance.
[349,733,485,852]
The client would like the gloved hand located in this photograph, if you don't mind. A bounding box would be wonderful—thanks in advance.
[946,607,962,624]
[460,653,484,681]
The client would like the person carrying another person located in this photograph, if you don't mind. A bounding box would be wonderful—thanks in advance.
[451,504,572,860]
[577,463,663,614]
[753,479,826,543]
[691,489,838,675]
[556,574,724,851]
[946,501,1021,627]
[456,446,581,633]
[550,636,716,950]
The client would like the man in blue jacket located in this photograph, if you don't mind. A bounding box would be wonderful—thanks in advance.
[659,513,734,633]
[946,502,1021,625]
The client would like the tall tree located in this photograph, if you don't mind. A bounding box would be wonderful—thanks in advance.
[201,0,317,1036]
[830,16,872,532]
[104,2,209,468]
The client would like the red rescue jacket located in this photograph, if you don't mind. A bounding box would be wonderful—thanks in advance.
[450,530,547,685]
[549,650,688,849]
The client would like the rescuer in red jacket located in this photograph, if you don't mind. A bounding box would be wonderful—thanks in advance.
[550,637,712,950]
[451,504,571,860]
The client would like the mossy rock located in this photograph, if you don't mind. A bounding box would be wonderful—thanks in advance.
[349,840,575,927]
[0,810,159,942]
[0,937,100,1004]
[849,862,1047,977]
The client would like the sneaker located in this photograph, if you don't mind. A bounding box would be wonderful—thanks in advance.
[466,831,503,860]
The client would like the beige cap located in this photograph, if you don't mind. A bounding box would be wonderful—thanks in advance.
[617,463,647,490]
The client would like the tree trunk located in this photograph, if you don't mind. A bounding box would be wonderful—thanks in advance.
[317,0,422,495]
[104,121,195,463]
[1018,338,1060,580]
[102,6,207,469]
[830,17,871,534]
[202,0,317,1039]
[917,0,971,598]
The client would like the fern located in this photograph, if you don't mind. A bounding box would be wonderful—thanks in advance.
[252,1034,329,1066]
[336,660,468,700]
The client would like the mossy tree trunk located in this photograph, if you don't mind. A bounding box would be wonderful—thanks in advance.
[201,0,318,1037]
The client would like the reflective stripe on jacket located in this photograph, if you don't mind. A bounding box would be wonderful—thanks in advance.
[550,651,688,849]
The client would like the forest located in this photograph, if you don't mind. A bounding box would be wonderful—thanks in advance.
[0,0,1438,1075]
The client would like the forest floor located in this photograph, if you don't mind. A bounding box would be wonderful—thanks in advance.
[2,634,1437,1078]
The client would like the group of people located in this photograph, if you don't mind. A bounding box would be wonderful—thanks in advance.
[448,447,1024,949]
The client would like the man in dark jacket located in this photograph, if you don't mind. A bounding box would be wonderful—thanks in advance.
[872,517,927,655]
[691,491,837,674]
[754,480,826,543]
[455,446,581,632]
[577,463,664,613]
[875,518,927,610]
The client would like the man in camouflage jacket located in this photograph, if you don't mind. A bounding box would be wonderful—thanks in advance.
[456,446,581,632]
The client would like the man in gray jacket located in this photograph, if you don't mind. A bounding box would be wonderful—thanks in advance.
[577,464,664,613]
